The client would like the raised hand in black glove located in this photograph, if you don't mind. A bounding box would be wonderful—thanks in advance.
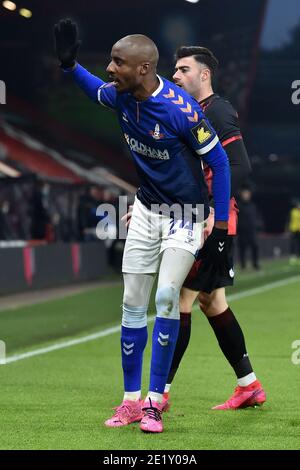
[54,19,81,69]
[201,226,228,266]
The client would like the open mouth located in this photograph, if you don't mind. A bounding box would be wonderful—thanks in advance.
[109,76,120,87]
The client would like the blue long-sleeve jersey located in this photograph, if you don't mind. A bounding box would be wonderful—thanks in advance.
[65,64,230,221]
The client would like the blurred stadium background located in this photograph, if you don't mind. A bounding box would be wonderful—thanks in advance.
[0,0,300,451]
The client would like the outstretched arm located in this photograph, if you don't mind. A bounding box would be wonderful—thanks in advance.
[54,19,116,107]
[54,18,80,69]
[65,63,105,103]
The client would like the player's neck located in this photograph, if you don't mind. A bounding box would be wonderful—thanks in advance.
[195,86,214,103]
[133,76,160,101]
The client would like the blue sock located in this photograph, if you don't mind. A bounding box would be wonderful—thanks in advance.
[149,317,180,393]
[121,325,148,392]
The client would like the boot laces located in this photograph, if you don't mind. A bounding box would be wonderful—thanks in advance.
[142,398,161,421]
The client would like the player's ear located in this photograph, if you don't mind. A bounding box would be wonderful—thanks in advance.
[201,68,211,82]
[140,62,150,75]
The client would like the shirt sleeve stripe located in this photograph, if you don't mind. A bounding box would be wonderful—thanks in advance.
[97,87,112,108]
[221,134,242,147]
[195,135,219,155]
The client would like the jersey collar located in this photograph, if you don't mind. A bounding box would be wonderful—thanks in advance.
[199,93,218,106]
[151,75,164,97]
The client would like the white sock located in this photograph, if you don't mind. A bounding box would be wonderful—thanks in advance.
[238,372,257,387]
[123,390,141,401]
[164,383,171,393]
[146,391,163,404]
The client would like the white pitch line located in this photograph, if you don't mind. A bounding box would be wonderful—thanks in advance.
[3,275,300,365]
[3,325,121,365]
[225,275,300,302]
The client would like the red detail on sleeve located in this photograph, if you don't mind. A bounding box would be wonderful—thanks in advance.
[203,163,238,234]
[221,135,242,147]
[228,197,239,235]
[204,165,213,195]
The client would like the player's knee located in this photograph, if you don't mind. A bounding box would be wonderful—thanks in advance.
[197,291,210,313]
[198,291,228,316]
[155,285,180,320]
[122,304,147,328]
[179,289,197,313]
[123,290,139,307]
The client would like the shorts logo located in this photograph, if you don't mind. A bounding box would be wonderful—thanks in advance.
[185,234,195,244]
[191,119,212,144]
[229,268,234,278]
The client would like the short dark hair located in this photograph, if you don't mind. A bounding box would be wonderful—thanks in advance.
[175,46,219,77]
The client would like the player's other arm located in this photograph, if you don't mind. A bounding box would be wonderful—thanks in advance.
[190,119,230,262]
[54,19,115,107]
[200,139,230,228]
[194,127,231,262]
[207,101,251,197]
[182,109,230,227]
[172,97,230,225]
[175,98,230,262]
[223,138,251,197]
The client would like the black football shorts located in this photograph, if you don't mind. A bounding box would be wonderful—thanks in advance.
[183,236,235,294]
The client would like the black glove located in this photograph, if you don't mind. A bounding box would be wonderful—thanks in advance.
[202,226,228,266]
[54,19,81,69]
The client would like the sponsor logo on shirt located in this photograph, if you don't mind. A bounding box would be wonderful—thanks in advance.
[191,119,213,144]
[124,134,170,160]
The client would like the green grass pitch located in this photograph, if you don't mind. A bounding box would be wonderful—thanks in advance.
[1,259,300,450]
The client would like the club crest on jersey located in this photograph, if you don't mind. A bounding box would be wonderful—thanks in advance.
[149,123,165,140]
[191,119,212,144]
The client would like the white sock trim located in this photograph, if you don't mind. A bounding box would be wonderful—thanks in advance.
[146,391,163,404]
[238,372,257,387]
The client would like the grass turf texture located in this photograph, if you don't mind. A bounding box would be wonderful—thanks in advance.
[0,259,300,449]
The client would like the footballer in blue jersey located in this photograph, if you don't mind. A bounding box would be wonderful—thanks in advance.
[70,64,228,222]
[54,20,230,433]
